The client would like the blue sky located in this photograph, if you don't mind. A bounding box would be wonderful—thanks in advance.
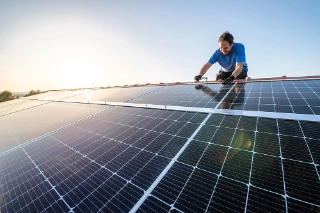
[0,0,319,92]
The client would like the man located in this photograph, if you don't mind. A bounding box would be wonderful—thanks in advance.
[195,31,249,85]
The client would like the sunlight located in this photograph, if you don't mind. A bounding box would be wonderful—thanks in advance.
[54,47,98,88]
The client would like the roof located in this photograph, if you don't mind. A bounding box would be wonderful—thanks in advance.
[1,77,320,212]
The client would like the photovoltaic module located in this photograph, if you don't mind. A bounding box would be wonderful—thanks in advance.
[1,79,319,212]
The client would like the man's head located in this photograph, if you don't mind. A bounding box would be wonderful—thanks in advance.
[218,31,234,55]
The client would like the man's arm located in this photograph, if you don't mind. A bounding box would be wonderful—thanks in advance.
[195,62,212,82]
[232,62,244,77]
[221,62,244,85]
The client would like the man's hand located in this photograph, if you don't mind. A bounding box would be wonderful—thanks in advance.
[194,75,202,82]
[222,75,235,85]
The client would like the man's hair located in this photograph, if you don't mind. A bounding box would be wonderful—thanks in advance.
[218,31,234,45]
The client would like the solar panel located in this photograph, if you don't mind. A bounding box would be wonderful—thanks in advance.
[137,115,320,212]
[1,79,320,212]
[0,102,108,153]
[127,84,232,108]
[0,100,51,116]
[36,89,95,101]
[62,87,163,103]
[221,80,320,114]
[0,99,28,108]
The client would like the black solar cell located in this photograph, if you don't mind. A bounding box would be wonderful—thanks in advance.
[207,177,248,212]
[137,196,171,213]
[246,187,286,212]
[251,153,284,194]
[283,160,320,204]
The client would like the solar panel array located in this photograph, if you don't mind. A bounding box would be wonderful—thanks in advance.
[1,79,320,213]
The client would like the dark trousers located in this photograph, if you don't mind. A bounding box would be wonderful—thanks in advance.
[216,69,248,81]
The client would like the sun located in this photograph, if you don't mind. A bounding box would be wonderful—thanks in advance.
[53,47,99,88]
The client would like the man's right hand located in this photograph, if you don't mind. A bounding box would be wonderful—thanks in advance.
[194,75,202,82]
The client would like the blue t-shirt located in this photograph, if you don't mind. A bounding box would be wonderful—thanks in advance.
[208,42,248,72]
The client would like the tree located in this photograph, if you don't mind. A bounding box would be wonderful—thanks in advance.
[24,89,46,97]
[0,90,15,102]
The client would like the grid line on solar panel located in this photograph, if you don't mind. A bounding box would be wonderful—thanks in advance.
[182,115,319,168]
[250,153,284,195]
[287,197,320,213]
[146,114,319,212]
[225,82,254,111]
[282,80,319,114]
[295,80,320,103]
[127,84,230,108]
[177,114,228,167]
[2,98,318,213]
[98,183,144,213]
[246,186,286,212]
[136,195,171,213]
[207,177,248,212]
[148,114,244,211]
[221,148,253,183]
[70,121,187,167]
[25,135,146,212]
[281,81,311,114]
[279,135,313,162]
[0,99,29,108]
[73,119,190,159]
[173,168,218,212]
[39,109,205,212]
[37,90,94,101]
[231,81,259,111]
[74,110,205,154]
[219,80,320,115]
[130,113,211,212]
[1,129,71,212]
[283,160,320,205]
[187,117,260,161]
[123,86,164,103]
[254,117,320,209]
[305,138,320,165]
[0,101,52,117]
[299,121,320,140]
[211,83,237,109]
[238,115,257,212]
[0,148,72,212]
[297,121,320,180]
[275,118,289,211]
[0,105,114,157]
[0,151,35,209]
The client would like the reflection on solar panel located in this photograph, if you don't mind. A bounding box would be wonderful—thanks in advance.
[220,80,320,114]
[0,102,108,153]
[35,90,95,101]
[1,79,320,212]
[63,87,163,102]
[127,84,232,108]
[0,100,51,116]
[0,99,28,108]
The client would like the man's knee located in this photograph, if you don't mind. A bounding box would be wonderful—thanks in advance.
[235,70,248,79]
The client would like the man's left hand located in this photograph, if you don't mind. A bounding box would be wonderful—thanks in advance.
[222,75,235,85]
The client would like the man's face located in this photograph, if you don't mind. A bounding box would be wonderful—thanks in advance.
[219,41,233,55]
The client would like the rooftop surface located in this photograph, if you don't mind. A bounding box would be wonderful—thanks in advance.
[1,77,320,212]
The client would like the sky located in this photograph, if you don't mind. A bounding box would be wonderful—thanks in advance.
[0,0,320,92]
